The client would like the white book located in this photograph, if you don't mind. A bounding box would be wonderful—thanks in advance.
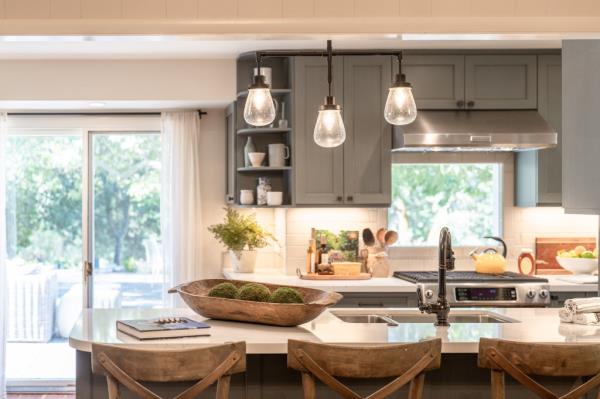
[116,317,211,340]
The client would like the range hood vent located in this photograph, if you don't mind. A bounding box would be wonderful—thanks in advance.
[392,110,557,152]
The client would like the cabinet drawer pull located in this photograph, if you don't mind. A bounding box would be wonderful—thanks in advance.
[456,100,465,108]
[347,196,354,202]
[467,100,475,108]
[336,196,343,202]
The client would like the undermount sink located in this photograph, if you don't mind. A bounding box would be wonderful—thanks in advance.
[331,310,518,325]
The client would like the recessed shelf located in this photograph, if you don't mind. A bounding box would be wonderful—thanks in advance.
[236,89,292,98]
[237,128,291,135]
[237,166,292,172]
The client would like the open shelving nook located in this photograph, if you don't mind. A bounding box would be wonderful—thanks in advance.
[226,54,294,207]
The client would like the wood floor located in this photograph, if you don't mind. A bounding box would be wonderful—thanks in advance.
[7,395,74,399]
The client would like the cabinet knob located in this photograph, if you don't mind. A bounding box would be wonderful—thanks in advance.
[336,196,343,202]
[467,100,475,108]
[347,196,354,202]
[226,195,234,203]
[456,100,465,108]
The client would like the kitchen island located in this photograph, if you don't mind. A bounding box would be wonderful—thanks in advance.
[70,307,600,398]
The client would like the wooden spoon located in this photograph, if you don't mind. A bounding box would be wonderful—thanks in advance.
[384,230,399,247]
[362,228,376,247]
[376,228,387,247]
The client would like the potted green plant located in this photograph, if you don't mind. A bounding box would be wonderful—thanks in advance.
[208,207,275,273]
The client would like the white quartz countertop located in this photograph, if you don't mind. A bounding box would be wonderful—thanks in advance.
[222,269,415,293]
[69,307,600,355]
[223,270,598,293]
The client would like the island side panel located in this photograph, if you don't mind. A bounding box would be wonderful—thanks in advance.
[78,352,592,398]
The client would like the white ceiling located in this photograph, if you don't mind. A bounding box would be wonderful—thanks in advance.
[0,34,572,59]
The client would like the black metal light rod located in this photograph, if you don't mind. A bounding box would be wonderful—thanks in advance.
[256,49,404,59]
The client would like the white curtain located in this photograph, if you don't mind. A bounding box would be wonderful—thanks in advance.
[161,111,203,305]
[0,113,8,398]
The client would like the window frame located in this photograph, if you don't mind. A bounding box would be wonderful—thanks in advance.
[387,152,505,257]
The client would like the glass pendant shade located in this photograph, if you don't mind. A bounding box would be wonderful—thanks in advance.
[384,75,418,125]
[314,102,346,148]
[243,75,276,126]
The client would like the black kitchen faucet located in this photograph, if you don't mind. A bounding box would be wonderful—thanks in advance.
[418,227,455,326]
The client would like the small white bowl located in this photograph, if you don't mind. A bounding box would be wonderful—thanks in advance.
[556,256,598,274]
[248,152,266,167]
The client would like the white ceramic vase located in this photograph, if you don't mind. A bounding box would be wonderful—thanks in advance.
[230,250,257,273]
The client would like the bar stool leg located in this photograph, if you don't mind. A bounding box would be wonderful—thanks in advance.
[302,372,316,399]
[216,375,231,399]
[491,370,505,399]
[408,373,425,399]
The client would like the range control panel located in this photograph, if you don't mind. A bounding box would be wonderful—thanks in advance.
[455,287,517,301]
[417,283,551,307]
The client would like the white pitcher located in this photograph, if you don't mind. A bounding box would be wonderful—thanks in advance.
[268,143,290,167]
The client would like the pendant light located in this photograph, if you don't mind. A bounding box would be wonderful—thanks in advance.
[384,53,417,126]
[314,40,346,148]
[243,64,276,127]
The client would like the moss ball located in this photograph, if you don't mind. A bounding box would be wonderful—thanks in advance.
[208,282,238,299]
[270,287,304,304]
[236,283,271,302]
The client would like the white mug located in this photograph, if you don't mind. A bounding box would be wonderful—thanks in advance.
[267,191,283,206]
[253,67,272,86]
[240,190,254,205]
[268,144,290,167]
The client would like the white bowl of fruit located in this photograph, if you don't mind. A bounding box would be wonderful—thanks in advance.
[556,246,598,274]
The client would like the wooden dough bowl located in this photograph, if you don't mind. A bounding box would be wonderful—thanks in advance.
[168,279,343,327]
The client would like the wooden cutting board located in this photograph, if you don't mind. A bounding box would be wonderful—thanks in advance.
[535,237,596,275]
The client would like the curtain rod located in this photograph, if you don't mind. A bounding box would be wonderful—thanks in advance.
[7,110,208,118]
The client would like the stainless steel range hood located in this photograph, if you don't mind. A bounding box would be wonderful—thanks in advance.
[392,110,557,152]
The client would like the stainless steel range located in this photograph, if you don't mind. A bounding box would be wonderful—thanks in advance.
[394,271,551,307]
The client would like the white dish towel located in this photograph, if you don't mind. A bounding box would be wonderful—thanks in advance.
[561,297,600,326]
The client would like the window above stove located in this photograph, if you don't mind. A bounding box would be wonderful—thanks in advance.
[388,162,502,247]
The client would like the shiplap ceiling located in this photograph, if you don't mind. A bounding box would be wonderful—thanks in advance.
[0,35,571,59]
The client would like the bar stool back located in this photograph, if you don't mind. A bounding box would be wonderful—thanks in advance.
[287,338,441,399]
[478,338,600,399]
[91,341,246,399]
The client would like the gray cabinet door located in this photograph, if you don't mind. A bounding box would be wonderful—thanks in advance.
[402,55,465,109]
[343,56,392,206]
[536,55,562,205]
[225,102,236,205]
[562,40,600,214]
[515,55,562,207]
[465,55,537,109]
[294,57,345,205]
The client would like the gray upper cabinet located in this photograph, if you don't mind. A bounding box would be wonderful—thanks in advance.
[515,55,562,207]
[294,56,392,206]
[465,55,537,109]
[343,56,392,205]
[294,57,345,205]
[402,55,465,109]
[562,41,600,215]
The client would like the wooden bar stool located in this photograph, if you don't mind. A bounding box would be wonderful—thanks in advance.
[478,338,600,399]
[91,341,246,399]
[287,338,441,399]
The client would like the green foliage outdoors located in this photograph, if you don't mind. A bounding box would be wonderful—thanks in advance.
[209,207,275,251]
[388,163,500,247]
[5,133,161,271]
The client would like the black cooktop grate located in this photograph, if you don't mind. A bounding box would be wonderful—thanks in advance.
[393,271,548,283]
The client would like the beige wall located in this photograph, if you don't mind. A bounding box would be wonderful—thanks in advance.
[0,59,236,104]
[2,0,600,35]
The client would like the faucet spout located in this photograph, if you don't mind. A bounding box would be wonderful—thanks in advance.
[419,227,455,327]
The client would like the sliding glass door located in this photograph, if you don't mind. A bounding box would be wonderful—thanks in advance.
[89,132,163,309]
[6,118,162,386]
[5,131,82,383]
